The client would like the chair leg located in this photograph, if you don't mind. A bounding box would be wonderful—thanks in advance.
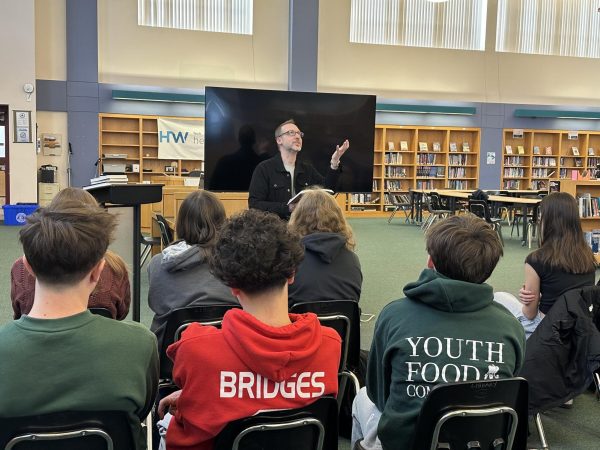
[535,413,549,450]
[387,209,397,224]
[145,413,153,450]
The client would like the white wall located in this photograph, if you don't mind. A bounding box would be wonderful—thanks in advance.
[35,0,67,81]
[318,0,600,106]
[97,0,290,90]
[0,0,38,204]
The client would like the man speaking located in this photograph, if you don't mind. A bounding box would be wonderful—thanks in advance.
[248,119,349,219]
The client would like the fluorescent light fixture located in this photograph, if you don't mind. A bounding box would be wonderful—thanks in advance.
[376,103,476,116]
[427,0,449,2]
[112,90,205,104]
[514,109,600,120]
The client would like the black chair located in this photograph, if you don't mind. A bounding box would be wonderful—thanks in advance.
[158,304,242,385]
[140,231,160,267]
[290,300,361,408]
[0,411,135,450]
[468,198,504,245]
[154,214,174,247]
[410,377,528,450]
[89,307,112,318]
[214,396,338,450]
[421,193,451,232]
[387,191,412,224]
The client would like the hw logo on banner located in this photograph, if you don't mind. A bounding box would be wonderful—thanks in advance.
[159,130,189,144]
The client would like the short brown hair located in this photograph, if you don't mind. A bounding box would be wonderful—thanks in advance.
[275,119,296,138]
[176,191,226,255]
[426,215,503,284]
[210,209,304,294]
[19,200,117,286]
[289,188,355,250]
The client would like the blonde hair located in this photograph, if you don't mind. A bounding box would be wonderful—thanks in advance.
[289,188,355,250]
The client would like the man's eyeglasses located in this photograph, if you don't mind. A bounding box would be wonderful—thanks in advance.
[278,130,304,138]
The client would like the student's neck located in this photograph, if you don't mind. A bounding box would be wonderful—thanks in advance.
[239,286,292,328]
[27,282,90,319]
[280,149,297,166]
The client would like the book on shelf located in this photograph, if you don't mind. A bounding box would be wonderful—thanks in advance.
[462,142,470,152]
[432,142,441,152]
[418,142,428,152]
[517,145,525,155]
[505,145,513,155]
[575,158,583,167]
[387,141,395,151]
[400,141,409,151]
[572,146,580,156]
[545,146,553,155]
[89,174,128,185]
[449,142,458,152]
[589,147,595,156]
[549,158,557,167]
[533,146,540,155]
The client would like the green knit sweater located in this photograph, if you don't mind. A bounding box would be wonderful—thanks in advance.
[0,311,158,449]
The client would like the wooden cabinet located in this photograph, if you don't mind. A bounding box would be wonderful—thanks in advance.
[38,182,60,207]
[98,114,203,183]
[345,125,480,215]
[502,129,600,190]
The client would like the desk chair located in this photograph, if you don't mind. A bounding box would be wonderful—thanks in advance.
[410,378,528,450]
[140,232,160,267]
[387,192,411,224]
[0,411,135,450]
[214,396,338,450]
[421,193,451,232]
[468,198,504,245]
[89,307,112,318]
[154,214,174,247]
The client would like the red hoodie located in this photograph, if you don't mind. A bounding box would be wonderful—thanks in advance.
[165,309,341,450]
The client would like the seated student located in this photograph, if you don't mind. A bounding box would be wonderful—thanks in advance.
[10,187,130,320]
[148,190,237,349]
[287,187,362,307]
[0,198,158,449]
[351,215,526,450]
[496,192,596,339]
[157,209,341,450]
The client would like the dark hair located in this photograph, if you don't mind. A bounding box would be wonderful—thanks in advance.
[274,119,296,138]
[19,200,117,286]
[530,192,596,273]
[210,209,304,294]
[176,191,226,257]
[426,215,503,284]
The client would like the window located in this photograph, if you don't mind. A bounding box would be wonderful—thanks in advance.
[138,0,253,35]
[350,0,488,51]
[496,0,600,58]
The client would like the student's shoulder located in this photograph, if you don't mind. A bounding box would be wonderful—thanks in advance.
[93,316,156,346]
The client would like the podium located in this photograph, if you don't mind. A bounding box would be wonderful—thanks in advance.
[85,184,163,322]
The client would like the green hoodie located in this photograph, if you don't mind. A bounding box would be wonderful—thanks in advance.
[366,269,526,449]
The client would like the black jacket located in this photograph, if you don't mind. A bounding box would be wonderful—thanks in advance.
[248,153,340,219]
[520,286,600,415]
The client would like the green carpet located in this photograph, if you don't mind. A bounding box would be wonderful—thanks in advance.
[1,218,599,449]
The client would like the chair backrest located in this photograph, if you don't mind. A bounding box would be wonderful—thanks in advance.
[410,377,529,450]
[213,396,338,450]
[89,307,112,318]
[0,411,134,450]
[468,198,492,222]
[290,300,360,372]
[155,214,174,247]
[159,304,242,380]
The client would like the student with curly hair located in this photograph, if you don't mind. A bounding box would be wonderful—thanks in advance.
[157,209,341,450]
[10,187,130,320]
[288,187,362,307]
[147,190,237,349]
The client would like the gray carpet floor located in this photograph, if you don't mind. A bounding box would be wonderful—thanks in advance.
[1,218,599,449]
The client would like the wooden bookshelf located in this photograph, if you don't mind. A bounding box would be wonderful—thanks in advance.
[98,114,203,183]
[502,129,600,190]
[344,125,480,216]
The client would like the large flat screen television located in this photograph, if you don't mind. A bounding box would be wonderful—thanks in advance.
[204,87,376,192]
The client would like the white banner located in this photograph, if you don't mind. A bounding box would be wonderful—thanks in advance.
[157,118,204,160]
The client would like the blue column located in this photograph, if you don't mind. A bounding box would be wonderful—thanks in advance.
[288,0,319,92]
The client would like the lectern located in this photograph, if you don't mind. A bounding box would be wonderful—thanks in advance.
[85,184,163,322]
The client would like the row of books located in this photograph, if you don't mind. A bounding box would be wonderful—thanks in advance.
[350,193,378,204]
[416,180,434,189]
[532,157,557,167]
[448,180,469,189]
[384,193,411,204]
[417,166,445,178]
[504,156,526,166]
[577,193,600,218]
[417,154,439,165]
[504,168,525,178]
[448,154,469,165]
[385,180,404,191]
[531,168,556,178]
[387,141,473,152]
[385,167,408,178]
[583,229,600,253]
[372,180,379,191]
[384,152,403,164]
[448,167,467,178]
[503,180,522,189]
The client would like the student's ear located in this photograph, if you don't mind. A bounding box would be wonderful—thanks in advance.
[287,274,295,285]
[90,259,105,283]
[426,255,435,270]
[230,288,242,299]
